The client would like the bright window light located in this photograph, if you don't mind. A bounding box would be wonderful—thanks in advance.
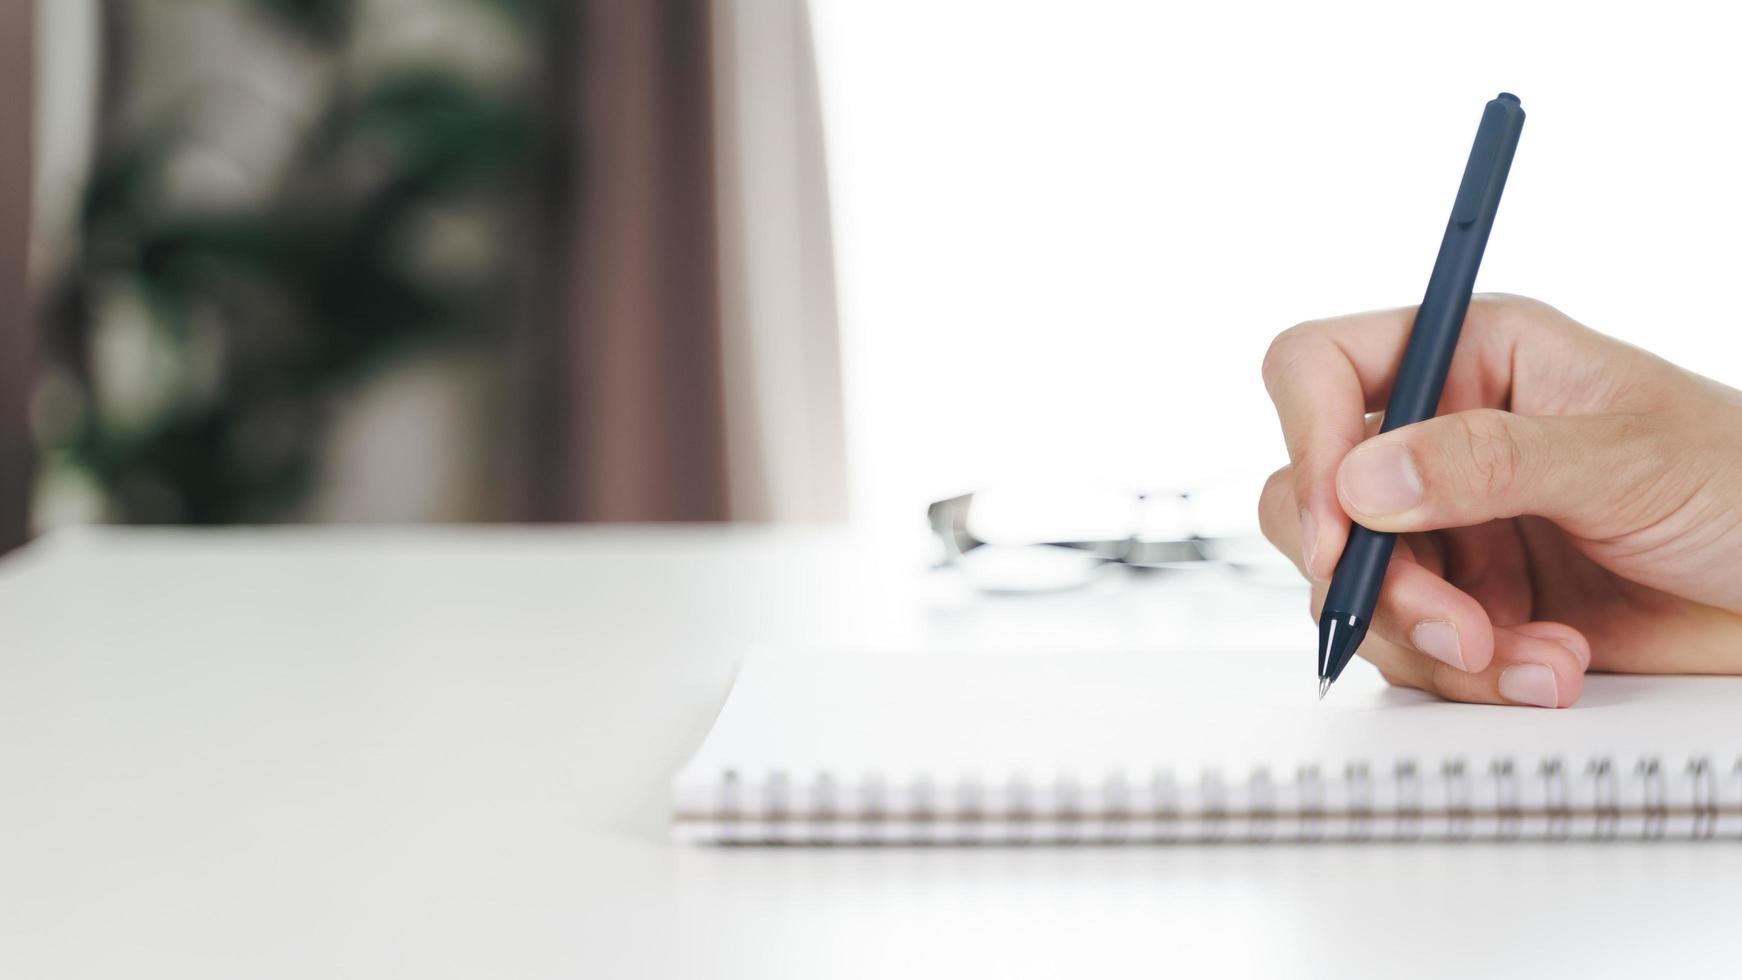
[810,0,1742,533]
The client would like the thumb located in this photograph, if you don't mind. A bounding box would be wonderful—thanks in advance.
[1334,408,1654,535]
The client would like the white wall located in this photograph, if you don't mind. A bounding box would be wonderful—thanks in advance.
[810,0,1742,533]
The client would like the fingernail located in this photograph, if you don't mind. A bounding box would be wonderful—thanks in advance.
[1410,620,1465,670]
[1341,444,1424,517]
[1498,664,1559,708]
[1298,509,1318,576]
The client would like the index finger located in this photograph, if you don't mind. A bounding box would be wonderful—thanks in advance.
[1261,295,1547,576]
[1261,307,1415,579]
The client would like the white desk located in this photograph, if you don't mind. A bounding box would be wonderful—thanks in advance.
[1,527,1736,978]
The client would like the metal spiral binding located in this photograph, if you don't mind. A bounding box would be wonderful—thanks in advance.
[1249,768,1277,843]
[1443,759,1472,840]
[683,753,1742,844]
[1492,759,1521,840]
[1688,759,1715,840]
[718,768,742,837]
[1345,762,1373,841]
[1199,771,1228,843]
[1394,760,1422,841]
[910,773,937,844]
[1540,759,1570,840]
[860,772,887,845]
[1055,774,1084,844]
[1638,759,1667,840]
[811,772,838,846]
[1107,776,1135,842]
[1296,765,1325,842]
[764,770,790,844]
[1006,775,1035,845]
[953,775,982,845]
[1151,770,1180,844]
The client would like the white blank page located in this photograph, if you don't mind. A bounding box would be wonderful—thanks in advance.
[677,649,1742,785]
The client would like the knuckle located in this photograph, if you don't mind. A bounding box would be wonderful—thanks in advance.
[1360,642,1423,693]
[1261,465,1293,501]
[1469,292,1543,321]
[1469,292,1531,316]
[1372,656,1423,691]
[1258,465,1293,510]
[1257,467,1293,542]
[1426,659,1477,703]
[1606,412,1703,532]
[1445,409,1526,501]
[1468,293,1568,343]
[1607,415,1661,485]
[1467,292,1519,315]
[1613,412,1668,466]
[1260,323,1319,391]
[1465,293,1524,335]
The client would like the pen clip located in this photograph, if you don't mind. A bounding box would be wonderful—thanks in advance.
[1451,95,1525,228]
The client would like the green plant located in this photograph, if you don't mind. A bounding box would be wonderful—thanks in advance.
[38,0,536,523]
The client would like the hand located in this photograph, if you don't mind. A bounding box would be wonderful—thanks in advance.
[1258,294,1742,707]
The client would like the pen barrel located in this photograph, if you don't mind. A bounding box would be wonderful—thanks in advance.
[1317,94,1523,687]
[1378,243,1484,430]
[1324,523,1395,624]
[1380,95,1524,433]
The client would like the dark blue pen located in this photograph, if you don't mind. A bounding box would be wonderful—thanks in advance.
[1318,93,1526,699]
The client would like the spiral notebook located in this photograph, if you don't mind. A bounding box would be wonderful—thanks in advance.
[672,648,1742,844]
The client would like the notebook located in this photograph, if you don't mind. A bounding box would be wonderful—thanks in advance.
[672,648,1742,843]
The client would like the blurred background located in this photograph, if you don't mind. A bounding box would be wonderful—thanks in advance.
[2,0,1739,555]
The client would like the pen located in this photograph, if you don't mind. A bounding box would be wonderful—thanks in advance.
[1318,92,1526,699]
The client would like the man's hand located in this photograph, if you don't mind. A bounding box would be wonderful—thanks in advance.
[1258,295,1742,706]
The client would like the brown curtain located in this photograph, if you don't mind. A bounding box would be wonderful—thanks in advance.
[0,1,34,553]
[523,0,730,523]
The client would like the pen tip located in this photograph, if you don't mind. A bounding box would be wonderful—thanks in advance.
[1318,677,1331,701]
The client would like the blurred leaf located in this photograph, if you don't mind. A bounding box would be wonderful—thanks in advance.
[48,5,536,524]
[349,73,530,190]
[246,0,350,42]
[482,0,538,24]
[79,139,167,236]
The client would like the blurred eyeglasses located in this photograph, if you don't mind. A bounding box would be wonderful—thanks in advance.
[926,482,1295,594]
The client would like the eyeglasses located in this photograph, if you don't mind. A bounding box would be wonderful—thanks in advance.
[926,482,1295,594]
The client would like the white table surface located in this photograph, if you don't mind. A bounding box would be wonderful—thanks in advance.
[2,526,1737,979]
